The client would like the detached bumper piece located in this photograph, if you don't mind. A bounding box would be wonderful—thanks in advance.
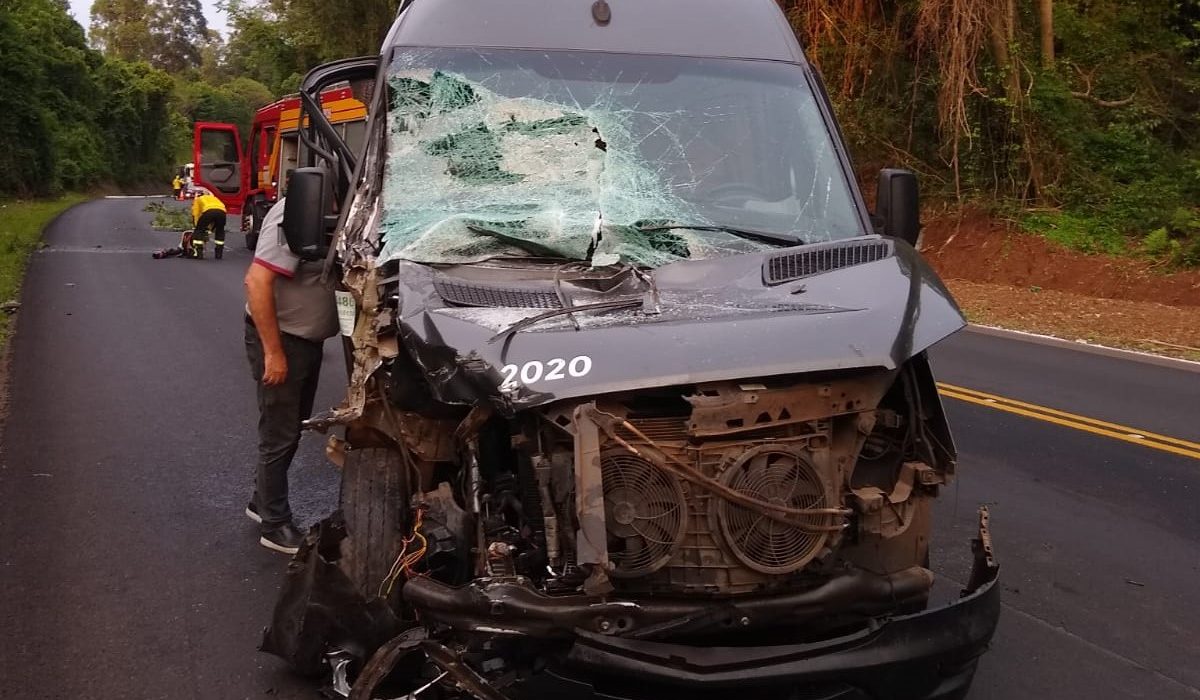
[525,508,1000,700]
[260,515,404,677]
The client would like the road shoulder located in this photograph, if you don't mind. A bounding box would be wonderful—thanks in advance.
[0,195,90,438]
[963,324,1200,373]
[948,279,1200,363]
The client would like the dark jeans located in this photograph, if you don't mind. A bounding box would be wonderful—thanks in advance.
[244,317,324,532]
[194,209,226,247]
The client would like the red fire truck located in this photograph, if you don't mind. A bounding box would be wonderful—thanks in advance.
[193,85,368,249]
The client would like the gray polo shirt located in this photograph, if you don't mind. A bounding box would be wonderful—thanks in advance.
[248,199,339,342]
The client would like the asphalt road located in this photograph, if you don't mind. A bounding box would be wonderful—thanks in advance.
[1,198,1198,699]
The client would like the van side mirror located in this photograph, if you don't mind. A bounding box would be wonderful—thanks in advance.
[282,168,328,261]
[875,169,921,246]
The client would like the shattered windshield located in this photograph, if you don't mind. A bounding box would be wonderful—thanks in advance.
[380,48,863,267]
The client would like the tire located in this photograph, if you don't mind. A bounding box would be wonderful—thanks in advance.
[244,197,268,250]
[339,447,410,601]
[243,215,257,251]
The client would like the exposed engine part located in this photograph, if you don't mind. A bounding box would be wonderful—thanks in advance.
[271,359,989,696]
[421,640,512,700]
[513,372,926,596]
[347,627,429,700]
[289,348,974,688]
[326,650,355,698]
[573,399,854,594]
[403,566,934,640]
[596,414,848,528]
[572,403,613,596]
[530,456,561,568]
[403,671,449,699]
[386,367,957,604]
[393,409,457,462]
[684,374,893,437]
[600,447,687,577]
[849,461,944,549]
[717,444,837,574]
[418,482,471,583]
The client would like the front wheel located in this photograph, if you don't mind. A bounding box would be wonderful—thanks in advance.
[340,447,410,602]
[242,211,255,250]
[244,197,269,250]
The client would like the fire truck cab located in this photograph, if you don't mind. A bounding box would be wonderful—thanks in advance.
[193,85,368,249]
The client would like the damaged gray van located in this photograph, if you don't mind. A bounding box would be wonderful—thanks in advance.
[216,0,1001,697]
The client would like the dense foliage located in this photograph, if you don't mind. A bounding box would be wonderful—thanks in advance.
[785,0,1200,264]
[0,0,279,195]
[1,0,1197,264]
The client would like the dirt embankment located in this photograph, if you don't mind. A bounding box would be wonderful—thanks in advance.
[921,210,1200,306]
[919,209,1200,360]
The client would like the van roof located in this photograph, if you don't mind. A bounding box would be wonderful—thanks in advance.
[384,0,807,63]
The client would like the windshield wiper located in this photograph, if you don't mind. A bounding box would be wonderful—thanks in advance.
[488,298,644,344]
[636,223,802,247]
[467,224,578,259]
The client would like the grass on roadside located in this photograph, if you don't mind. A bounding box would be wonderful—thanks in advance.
[144,200,192,231]
[1020,211,1128,256]
[0,194,89,343]
[1021,208,1200,268]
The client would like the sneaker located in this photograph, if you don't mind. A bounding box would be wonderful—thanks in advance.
[244,500,262,524]
[260,522,304,555]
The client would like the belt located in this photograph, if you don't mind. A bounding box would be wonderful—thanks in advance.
[245,314,321,345]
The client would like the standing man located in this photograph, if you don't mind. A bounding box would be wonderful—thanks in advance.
[172,172,183,200]
[243,198,339,554]
[191,189,228,259]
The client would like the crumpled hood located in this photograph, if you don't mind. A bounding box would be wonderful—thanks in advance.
[387,238,964,411]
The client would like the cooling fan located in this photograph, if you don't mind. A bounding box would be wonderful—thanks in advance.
[600,449,687,577]
[717,445,836,574]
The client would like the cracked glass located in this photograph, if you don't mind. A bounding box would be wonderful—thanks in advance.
[380,48,862,267]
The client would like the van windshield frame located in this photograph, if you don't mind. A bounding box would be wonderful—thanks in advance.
[377,47,869,267]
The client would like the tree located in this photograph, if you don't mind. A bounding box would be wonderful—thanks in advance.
[91,0,208,73]
[267,0,399,61]
[0,0,180,194]
[153,0,208,73]
[2,0,108,193]
[89,0,156,63]
[0,1,60,194]
[197,28,229,84]
[94,59,177,182]
[1039,0,1055,67]
[172,75,273,143]
[222,0,309,96]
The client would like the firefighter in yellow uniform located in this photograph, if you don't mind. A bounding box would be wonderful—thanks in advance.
[190,190,228,260]
[171,174,183,200]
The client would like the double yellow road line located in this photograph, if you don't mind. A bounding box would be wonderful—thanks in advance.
[937,382,1200,461]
